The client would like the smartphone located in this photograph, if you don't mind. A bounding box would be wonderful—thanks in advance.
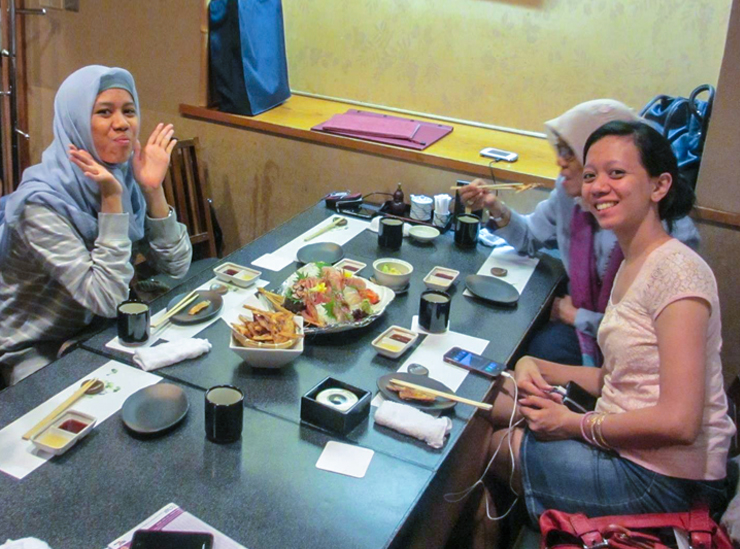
[443,346,506,378]
[130,530,214,549]
[480,147,519,162]
[562,381,597,413]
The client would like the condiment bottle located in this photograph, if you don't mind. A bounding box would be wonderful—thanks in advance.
[389,182,406,215]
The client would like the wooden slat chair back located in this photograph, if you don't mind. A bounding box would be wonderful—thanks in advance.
[163,137,217,259]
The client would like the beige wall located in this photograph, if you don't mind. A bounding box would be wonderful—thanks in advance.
[22,0,740,381]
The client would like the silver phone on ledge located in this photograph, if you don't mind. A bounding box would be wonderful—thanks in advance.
[480,147,519,162]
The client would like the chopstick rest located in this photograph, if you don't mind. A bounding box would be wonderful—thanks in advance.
[133,338,212,372]
[374,401,452,449]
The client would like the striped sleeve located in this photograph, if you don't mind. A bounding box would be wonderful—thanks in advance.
[18,204,133,317]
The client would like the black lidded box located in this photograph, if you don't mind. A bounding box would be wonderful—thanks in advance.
[301,377,371,435]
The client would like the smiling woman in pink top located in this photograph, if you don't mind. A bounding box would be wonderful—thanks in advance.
[477,120,734,536]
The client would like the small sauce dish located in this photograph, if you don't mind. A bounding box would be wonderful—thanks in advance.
[214,262,262,288]
[423,266,460,291]
[334,258,367,276]
[31,410,96,456]
[372,326,419,359]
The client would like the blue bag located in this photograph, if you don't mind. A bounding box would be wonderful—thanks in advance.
[209,0,291,116]
[640,84,715,190]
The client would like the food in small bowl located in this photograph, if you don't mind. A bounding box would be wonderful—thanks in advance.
[408,225,440,243]
[229,306,304,368]
[372,258,413,290]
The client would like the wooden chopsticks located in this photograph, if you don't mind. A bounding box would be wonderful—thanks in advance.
[449,183,541,193]
[150,291,199,329]
[23,378,98,440]
[389,378,492,410]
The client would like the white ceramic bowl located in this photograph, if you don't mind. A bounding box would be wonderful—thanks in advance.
[229,317,304,368]
[408,225,440,243]
[372,258,413,290]
[423,266,460,291]
[372,325,419,359]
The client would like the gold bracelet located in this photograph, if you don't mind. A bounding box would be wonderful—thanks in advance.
[593,413,612,450]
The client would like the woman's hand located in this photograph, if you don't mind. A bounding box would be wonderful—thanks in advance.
[69,144,123,214]
[457,178,507,217]
[551,295,578,326]
[514,356,557,399]
[132,123,176,193]
[518,395,578,441]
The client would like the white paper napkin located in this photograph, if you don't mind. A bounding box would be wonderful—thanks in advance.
[315,441,374,478]
[133,338,212,371]
[0,539,53,549]
[374,401,452,448]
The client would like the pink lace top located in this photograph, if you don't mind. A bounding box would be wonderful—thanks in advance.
[596,239,735,480]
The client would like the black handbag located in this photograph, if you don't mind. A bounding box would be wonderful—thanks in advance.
[640,84,715,190]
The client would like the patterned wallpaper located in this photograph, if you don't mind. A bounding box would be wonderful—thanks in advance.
[283,0,732,133]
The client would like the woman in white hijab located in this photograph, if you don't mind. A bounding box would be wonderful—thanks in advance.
[0,65,192,386]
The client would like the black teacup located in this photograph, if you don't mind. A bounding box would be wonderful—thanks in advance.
[419,290,451,333]
[378,217,403,250]
[205,385,244,443]
[117,300,150,345]
[454,213,481,248]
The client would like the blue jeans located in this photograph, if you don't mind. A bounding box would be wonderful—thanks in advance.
[520,431,729,524]
[525,321,583,365]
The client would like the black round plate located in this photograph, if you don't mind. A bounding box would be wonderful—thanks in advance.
[297,242,344,265]
[465,274,519,306]
[121,383,189,435]
[377,372,456,411]
[167,290,223,325]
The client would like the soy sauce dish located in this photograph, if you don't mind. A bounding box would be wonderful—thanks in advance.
[32,410,96,456]
[372,326,419,358]
[214,262,262,288]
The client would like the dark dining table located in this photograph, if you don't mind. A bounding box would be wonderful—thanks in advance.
[1,202,564,548]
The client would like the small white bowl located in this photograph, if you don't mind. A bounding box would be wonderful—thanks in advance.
[408,225,440,243]
[372,326,419,358]
[424,266,460,291]
[214,262,262,288]
[372,258,413,290]
[230,317,304,368]
[32,410,96,456]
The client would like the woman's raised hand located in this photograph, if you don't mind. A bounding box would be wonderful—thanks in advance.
[68,145,122,197]
[514,356,555,399]
[132,123,177,193]
[457,178,506,217]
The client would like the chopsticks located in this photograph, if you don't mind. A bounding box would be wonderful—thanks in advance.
[449,183,541,193]
[150,291,199,329]
[23,378,98,440]
[389,379,492,411]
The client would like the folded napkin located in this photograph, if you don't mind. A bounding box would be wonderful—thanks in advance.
[1,539,52,549]
[478,227,507,248]
[133,338,212,372]
[374,401,452,449]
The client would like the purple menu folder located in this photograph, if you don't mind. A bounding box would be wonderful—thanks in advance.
[312,109,453,150]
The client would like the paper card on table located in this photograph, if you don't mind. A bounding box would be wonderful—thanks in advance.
[106,278,269,355]
[0,362,160,480]
[107,502,246,549]
[259,216,370,268]
[463,245,539,296]
[315,441,374,479]
[401,317,489,392]
[251,252,294,272]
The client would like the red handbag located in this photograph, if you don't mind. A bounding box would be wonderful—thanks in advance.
[539,508,733,549]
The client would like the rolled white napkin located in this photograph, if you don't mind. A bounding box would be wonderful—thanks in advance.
[133,338,212,372]
[0,539,52,549]
[374,400,452,449]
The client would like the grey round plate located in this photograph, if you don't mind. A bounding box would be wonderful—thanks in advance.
[167,290,223,325]
[465,275,519,306]
[297,242,344,265]
[121,383,189,435]
[377,372,456,411]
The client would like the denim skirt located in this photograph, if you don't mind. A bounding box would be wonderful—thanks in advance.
[520,430,729,524]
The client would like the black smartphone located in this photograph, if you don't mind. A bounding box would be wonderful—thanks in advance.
[562,381,597,413]
[130,530,214,549]
[443,346,506,378]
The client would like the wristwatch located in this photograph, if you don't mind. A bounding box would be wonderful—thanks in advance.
[490,206,510,229]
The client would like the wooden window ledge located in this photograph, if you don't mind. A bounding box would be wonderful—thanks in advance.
[179,94,560,186]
